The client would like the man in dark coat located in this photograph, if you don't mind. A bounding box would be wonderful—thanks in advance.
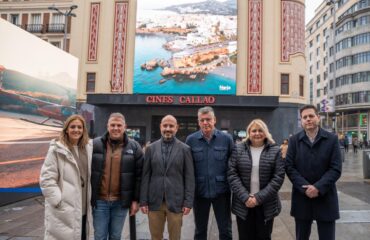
[91,112,143,240]
[140,115,195,240]
[285,105,342,240]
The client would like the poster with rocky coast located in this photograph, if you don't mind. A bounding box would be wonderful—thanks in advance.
[133,0,237,95]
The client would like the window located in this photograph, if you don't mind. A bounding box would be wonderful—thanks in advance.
[281,74,289,95]
[317,89,321,97]
[86,72,96,92]
[31,14,41,24]
[309,65,313,74]
[52,13,64,24]
[316,20,321,28]
[323,28,327,37]
[50,41,61,48]
[316,61,320,70]
[316,34,320,42]
[299,76,304,97]
[10,14,19,25]
[317,75,321,83]
[309,27,313,34]
[309,40,313,48]
[324,56,328,65]
[323,14,328,22]
[316,47,320,56]
[309,52,313,61]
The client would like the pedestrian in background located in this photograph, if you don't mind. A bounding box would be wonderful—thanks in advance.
[40,114,92,240]
[228,119,285,240]
[186,106,234,240]
[344,135,349,152]
[140,115,195,240]
[285,105,342,240]
[91,112,143,240]
[280,139,289,160]
[353,137,359,153]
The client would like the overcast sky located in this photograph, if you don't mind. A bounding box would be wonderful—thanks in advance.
[305,0,323,24]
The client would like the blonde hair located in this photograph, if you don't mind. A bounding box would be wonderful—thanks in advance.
[244,119,275,144]
[59,114,89,149]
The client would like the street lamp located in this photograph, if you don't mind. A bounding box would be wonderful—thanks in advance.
[48,5,78,51]
[326,0,339,132]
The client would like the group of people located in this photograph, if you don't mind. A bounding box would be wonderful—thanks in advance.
[39,105,342,240]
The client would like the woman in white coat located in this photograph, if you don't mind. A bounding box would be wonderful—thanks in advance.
[40,114,92,240]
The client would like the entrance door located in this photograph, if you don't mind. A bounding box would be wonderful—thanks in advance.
[151,116,198,142]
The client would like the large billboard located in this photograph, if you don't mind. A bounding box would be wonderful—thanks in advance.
[0,19,78,199]
[133,0,237,95]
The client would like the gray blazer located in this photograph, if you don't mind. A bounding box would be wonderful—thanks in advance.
[140,138,195,213]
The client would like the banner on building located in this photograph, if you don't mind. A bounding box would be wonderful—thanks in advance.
[0,19,78,200]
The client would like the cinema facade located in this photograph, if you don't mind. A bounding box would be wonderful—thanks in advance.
[71,0,307,144]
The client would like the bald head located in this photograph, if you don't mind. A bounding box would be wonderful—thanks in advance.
[160,115,178,141]
[161,115,177,125]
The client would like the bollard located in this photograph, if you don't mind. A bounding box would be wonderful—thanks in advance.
[363,150,370,179]
[129,215,136,240]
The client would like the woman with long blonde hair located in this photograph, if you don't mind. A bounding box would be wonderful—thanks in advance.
[40,114,92,240]
[228,119,285,240]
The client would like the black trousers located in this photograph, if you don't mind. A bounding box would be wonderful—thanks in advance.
[81,214,87,240]
[193,193,232,240]
[236,206,273,240]
[295,219,335,240]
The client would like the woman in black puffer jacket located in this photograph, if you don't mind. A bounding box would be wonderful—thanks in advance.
[228,119,285,240]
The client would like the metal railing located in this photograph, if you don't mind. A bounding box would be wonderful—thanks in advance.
[46,23,65,33]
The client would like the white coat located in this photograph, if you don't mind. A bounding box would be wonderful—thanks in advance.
[40,139,92,240]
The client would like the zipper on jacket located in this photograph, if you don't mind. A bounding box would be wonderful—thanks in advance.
[108,146,114,200]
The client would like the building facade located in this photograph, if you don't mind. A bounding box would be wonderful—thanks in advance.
[0,0,75,52]
[306,0,370,143]
[71,0,307,144]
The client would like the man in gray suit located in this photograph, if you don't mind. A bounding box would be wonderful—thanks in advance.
[140,115,195,240]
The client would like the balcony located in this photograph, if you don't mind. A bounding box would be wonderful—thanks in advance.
[26,24,43,33]
[46,24,65,33]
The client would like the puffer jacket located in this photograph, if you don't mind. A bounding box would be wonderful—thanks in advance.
[227,141,285,221]
[40,139,93,240]
[91,132,144,208]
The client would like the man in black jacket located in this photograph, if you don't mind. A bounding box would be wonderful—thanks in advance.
[285,105,342,240]
[140,115,195,240]
[91,112,143,240]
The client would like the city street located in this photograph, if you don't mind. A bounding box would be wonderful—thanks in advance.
[0,149,369,239]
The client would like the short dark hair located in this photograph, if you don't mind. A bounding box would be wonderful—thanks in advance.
[299,104,318,116]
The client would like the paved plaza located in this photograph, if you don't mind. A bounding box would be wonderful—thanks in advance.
[0,149,369,240]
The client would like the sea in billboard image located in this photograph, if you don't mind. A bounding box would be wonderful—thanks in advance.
[134,0,237,95]
[0,19,78,201]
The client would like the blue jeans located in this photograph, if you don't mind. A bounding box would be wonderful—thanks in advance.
[193,192,232,240]
[93,200,128,240]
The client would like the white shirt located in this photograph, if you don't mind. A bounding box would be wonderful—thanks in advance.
[250,146,264,194]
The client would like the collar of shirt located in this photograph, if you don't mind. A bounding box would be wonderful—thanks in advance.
[201,129,216,142]
[305,128,319,143]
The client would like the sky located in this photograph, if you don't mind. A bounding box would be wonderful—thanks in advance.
[305,0,323,24]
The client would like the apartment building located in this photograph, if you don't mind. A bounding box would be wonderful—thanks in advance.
[0,0,75,52]
[306,0,370,142]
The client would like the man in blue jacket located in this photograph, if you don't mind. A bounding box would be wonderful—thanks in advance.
[285,105,342,240]
[186,106,234,240]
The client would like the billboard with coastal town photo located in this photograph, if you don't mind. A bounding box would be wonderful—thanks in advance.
[0,18,78,201]
[133,0,237,95]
